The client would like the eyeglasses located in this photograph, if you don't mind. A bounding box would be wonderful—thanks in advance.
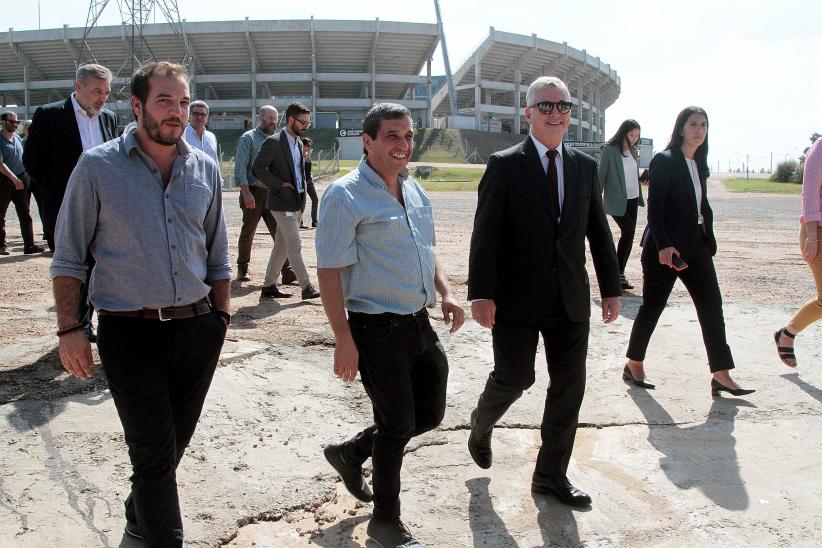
[190,111,208,117]
[4,120,20,126]
[292,118,311,128]
[529,100,573,115]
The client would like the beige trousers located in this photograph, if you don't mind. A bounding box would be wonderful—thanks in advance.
[263,210,310,288]
[788,223,822,333]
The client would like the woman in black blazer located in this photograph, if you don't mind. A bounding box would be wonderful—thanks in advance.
[623,106,754,397]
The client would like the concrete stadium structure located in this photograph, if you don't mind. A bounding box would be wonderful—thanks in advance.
[432,28,621,140]
[0,19,619,136]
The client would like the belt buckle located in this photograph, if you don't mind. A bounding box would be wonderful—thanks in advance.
[157,307,171,322]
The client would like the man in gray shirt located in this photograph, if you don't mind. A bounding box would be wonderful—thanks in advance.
[0,111,43,255]
[51,61,231,546]
[316,103,464,547]
[234,105,295,283]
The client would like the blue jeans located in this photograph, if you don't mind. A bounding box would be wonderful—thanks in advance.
[341,310,449,520]
[97,310,226,547]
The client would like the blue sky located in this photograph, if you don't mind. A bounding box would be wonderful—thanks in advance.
[8,0,821,171]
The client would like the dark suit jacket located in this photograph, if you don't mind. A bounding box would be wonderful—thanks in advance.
[251,128,304,212]
[468,137,621,324]
[22,97,117,229]
[641,148,717,260]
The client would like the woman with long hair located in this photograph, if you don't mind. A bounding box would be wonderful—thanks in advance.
[774,138,822,366]
[599,119,644,289]
[623,106,754,397]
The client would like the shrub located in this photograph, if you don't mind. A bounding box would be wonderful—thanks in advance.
[771,160,799,183]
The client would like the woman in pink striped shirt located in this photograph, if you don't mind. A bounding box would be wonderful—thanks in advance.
[774,139,822,367]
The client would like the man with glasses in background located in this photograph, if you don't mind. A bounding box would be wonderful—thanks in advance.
[184,100,221,169]
[1,111,43,255]
[466,76,621,507]
[252,101,320,300]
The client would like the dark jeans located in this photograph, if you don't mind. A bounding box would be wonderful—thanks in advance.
[340,310,449,520]
[0,172,35,248]
[237,185,289,272]
[611,198,638,274]
[473,310,589,482]
[97,310,226,547]
[303,180,318,225]
[626,246,735,372]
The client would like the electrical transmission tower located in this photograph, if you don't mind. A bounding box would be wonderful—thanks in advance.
[77,0,192,97]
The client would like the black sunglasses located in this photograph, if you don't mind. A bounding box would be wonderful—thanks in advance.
[4,120,20,126]
[530,100,573,115]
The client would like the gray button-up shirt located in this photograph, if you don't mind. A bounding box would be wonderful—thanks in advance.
[0,131,25,176]
[234,126,268,187]
[50,130,231,311]
[316,157,436,315]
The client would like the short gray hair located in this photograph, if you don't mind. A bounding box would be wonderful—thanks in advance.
[190,100,209,114]
[76,63,113,84]
[525,76,570,107]
[259,105,277,116]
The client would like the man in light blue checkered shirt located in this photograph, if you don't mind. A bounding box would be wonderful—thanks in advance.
[316,103,464,548]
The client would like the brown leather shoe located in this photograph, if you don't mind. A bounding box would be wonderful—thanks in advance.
[261,284,292,298]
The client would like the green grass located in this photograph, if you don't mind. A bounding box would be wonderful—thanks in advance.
[724,178,801,194]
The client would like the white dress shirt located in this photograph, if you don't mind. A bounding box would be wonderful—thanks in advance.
[71,93,104,151]
[622,153,640,200]
[183,125,220,168]
[685,157,704,224]
[530,134,565,221]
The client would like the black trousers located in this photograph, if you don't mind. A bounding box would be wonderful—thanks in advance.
[0,173,35,248]
[340,311,448,520]
[473,309,589,482]
[304,180,318,225]
[626,246,735,372]
[97,311,226,547]
[611,198,638,274]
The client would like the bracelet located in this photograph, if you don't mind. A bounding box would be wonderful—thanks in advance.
[215,310,231,326]
[56,323,84,337]
[807,238,818,243]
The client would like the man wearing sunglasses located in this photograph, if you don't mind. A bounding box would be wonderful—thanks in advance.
[467,76,621,507]
[1,111,43,255]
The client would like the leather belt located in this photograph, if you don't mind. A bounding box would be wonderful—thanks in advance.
[98,298,211,321]
[349,308,428,319]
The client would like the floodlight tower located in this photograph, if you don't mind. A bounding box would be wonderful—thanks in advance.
[433,0,458,117]
[77,0,191,88]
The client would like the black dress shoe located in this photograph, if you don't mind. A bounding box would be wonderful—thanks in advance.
[467,409,493,469]
[24,244,45,254]
[366,517,423,548]
[301,283,320,300]
[620,274,634,290]
[261,284,292,298]
[281,269,298,285]
[532,477,592,507]
[622,365,655,389]
[0,246,8,256]
[311,221,318,228]
[124,519,143,540]
[323,443,373,502]
[711,379,755,397]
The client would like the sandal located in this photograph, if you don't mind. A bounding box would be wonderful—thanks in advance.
[773,327,797,368]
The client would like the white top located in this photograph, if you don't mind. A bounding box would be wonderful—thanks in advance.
[530,134,564,222]
[685,157,704,224]
[621,153,640,200]
[183,125,220,168]
[70,93,104,151]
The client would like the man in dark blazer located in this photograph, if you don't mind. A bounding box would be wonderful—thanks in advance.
[252,102,320,300]
[466,76,621,507]
[24,63,118,339]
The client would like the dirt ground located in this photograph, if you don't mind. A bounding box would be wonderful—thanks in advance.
[1,174,821,547]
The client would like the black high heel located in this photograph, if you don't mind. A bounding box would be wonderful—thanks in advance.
[710,379,755,397]
[623,365,655,389]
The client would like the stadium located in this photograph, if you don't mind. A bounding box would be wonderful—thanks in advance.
[0,18,619,138]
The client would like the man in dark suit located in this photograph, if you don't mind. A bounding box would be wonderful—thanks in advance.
[466,76,621,507]
[24,64,118,339]
[252,101,320,300]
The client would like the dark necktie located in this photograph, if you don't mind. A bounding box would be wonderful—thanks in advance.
[547,149,560,219]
